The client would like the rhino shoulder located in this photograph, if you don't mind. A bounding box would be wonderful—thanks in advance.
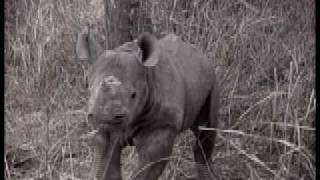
[158,34,182,56]
[162,34,181,42]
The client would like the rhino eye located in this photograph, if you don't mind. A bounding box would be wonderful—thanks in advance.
[131,92,136,99]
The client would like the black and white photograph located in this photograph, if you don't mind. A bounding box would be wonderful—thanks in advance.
[4,0,315,179]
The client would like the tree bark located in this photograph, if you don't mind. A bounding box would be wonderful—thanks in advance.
[104,0,133,49]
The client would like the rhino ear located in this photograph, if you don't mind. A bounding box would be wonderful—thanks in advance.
[137,32,160,67]
[76,25,103,63]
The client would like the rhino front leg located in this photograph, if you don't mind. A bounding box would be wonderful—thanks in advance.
[132,126,177,180]
[91,130,122,180]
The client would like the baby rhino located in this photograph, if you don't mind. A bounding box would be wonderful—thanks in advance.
[76,27,219,180]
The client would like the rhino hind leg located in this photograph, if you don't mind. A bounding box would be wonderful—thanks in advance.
[191,91,219,180]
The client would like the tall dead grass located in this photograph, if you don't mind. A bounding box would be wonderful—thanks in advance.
[5,0,315,179]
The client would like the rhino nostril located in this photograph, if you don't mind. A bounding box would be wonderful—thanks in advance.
[114,114,125,120]
[87,113,94,120]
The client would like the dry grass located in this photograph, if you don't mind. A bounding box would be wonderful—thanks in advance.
[5,0,315,179]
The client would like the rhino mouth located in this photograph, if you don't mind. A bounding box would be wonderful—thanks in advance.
[106,120,122,125]
[100,119,123,128]
[91,115,128,129]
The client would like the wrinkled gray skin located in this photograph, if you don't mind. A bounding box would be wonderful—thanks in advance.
[76,27,219,180]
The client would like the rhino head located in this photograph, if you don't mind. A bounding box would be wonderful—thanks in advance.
[76,26,159,130]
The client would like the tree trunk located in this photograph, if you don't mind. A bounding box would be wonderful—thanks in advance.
[104,0,133,49]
